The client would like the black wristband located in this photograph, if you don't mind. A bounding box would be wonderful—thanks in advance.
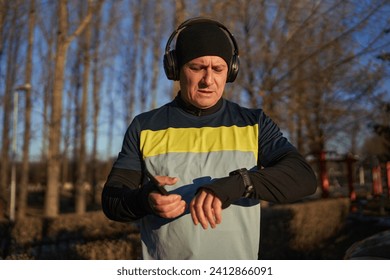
[229,168,254,198]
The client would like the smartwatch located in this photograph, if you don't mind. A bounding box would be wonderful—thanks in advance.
[229,168,254,198]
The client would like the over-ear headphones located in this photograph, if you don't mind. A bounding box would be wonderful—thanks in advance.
[163,17,240,83]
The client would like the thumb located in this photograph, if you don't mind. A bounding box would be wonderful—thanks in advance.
[166,176,179,185]
[155,175,179,186]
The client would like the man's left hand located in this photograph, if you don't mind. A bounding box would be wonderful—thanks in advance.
[190,189,222,229]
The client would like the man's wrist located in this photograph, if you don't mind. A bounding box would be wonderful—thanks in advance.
[139,182,159,215]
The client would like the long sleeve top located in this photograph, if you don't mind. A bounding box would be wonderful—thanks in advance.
[102,94,317,259]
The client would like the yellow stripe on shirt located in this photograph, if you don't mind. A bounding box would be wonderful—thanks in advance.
[140,125,258,160]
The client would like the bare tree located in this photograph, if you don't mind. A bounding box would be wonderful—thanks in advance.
[222,0,389,155]
[90,6,102,206]
[45,0,103,218]
[150,1,163,109]
[0,0,8,59]
[75,2,93,214]
[0,1,22,219]
[98,1,120,170]
[35,1,57,163]
[171,0,187,98]
[115,0,142,125]
[139,1,151,113]
[17,0,35,219]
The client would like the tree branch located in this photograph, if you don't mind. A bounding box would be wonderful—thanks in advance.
[65,0,104,46]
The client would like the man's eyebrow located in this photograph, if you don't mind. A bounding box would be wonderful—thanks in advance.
[187,62,227,68]
[187,62,204,67]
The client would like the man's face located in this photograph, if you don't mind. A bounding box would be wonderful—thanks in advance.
[179,56,228,109]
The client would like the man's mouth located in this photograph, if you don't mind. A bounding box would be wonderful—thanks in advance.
[198,89,213,94]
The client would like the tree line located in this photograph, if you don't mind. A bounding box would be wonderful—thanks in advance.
[0,0,389,220]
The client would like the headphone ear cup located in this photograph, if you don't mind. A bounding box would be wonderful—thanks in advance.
[163,50,179,81]
[227,54,240,83]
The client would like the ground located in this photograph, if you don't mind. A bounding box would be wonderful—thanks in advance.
[1,196,389,260]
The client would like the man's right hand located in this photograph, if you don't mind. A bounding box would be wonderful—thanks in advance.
[148,176,186,219]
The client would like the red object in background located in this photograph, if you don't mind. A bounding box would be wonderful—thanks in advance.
[387,162,390,198]
[320,151,329,198]
[372,165,383,197]
[346,154,357,201]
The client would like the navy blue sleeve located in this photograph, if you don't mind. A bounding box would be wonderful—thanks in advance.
[101,118,156,222]
[113,118,143,171]
[101,168,157,222]
[257,110,295,167]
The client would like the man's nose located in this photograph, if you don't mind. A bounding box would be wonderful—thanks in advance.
[202,68,214,86]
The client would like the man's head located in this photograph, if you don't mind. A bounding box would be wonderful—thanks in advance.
[164,18,239,109]
[164,18,239,83]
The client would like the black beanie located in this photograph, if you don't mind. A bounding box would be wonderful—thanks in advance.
[175,22,233,69]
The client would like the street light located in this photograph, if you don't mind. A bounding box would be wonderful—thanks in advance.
[9,83,31,222]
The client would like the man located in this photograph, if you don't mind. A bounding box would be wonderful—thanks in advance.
[102,17,317,260]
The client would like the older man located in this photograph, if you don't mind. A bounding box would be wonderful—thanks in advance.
[102,17,317,260]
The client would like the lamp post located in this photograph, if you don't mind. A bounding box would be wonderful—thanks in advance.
[9,83,31,222]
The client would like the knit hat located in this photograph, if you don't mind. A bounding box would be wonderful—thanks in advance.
[175,22,233,69]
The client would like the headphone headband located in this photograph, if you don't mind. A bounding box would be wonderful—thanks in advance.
[163,17,240,82]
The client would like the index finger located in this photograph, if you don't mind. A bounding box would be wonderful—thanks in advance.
[149,192,182,205]
[146,171,169,195]
[190,191,206,227]
[212,196,222,225]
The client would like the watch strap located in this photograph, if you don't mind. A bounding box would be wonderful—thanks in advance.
[229,168,254,198]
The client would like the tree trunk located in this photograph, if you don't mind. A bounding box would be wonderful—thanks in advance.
[171,0,186,98]
[45,0,68,218]
[18,0,35,219]
[44,0,103,217]
[0,4,20,219]
[75,16,92,214]
[91,10,102,206]
[150,1,162,109]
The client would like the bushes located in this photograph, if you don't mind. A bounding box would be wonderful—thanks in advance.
[1,212,141,259]
[2,198,370,259]
[259,198,350,259]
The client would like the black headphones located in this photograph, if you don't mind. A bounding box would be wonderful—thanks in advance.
[163,17,240,83]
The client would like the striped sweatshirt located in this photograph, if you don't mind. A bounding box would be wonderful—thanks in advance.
[102,94,317,259]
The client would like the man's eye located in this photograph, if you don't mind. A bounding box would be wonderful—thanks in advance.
[189,66,202,71]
